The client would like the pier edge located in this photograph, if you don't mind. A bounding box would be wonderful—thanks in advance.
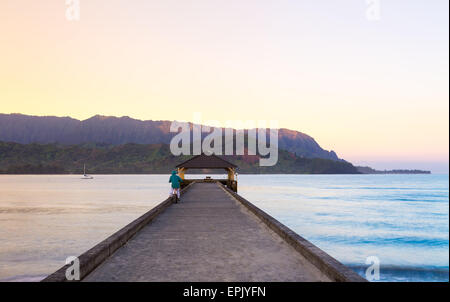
[217,182,367,282]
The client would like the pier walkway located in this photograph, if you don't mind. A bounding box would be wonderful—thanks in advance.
[43,180,365,282]
[84,182,330,282]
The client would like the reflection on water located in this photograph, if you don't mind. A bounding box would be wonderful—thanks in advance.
[0,175,168,282]
[0,174,448,282]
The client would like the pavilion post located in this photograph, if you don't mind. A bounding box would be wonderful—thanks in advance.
[177,167,186,179]
[227,168,235,182]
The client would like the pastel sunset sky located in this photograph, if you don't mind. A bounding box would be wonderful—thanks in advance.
[0,1,448,172]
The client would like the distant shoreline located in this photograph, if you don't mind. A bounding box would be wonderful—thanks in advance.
[0,172,434,176]
[356,166,431,174]
[0,141,433,175]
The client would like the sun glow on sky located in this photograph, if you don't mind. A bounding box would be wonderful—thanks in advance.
[0,1,448,171]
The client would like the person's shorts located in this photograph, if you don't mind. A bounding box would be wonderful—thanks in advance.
[170,187,180,195]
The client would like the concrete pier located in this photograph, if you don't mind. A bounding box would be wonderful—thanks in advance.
[43,181,366,282]
[85,182,329,281]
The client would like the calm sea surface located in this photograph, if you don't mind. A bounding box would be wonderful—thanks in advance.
[0,174,448,282]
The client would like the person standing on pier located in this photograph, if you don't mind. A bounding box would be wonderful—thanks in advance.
[169,170,183,202]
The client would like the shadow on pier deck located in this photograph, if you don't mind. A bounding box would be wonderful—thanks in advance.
[42,181,366,282]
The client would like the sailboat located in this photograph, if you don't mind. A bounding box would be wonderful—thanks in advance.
[82,164,94,179]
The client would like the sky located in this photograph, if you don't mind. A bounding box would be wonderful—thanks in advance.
[0,1,448,172]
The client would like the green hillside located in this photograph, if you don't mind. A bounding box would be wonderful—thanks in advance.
[0,142,360,174]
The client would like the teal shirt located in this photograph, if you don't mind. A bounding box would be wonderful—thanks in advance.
[169,173,183,189]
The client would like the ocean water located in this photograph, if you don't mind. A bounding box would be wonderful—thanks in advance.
[0,174,448,282]
[0,175,168,282]
[238,174,449,282]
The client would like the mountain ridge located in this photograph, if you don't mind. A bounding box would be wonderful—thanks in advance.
[0,113,341,161]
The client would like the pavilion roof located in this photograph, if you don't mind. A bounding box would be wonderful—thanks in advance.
[176,154,237,169]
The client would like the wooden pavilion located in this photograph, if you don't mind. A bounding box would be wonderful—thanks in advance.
[176,154,238,192]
